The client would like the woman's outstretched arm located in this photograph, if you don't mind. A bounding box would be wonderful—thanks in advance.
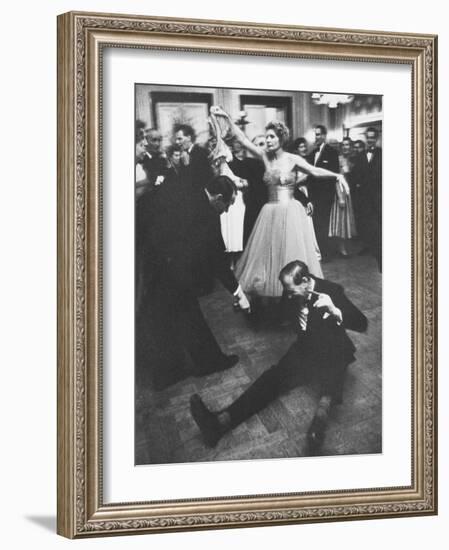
[292,153,349,193]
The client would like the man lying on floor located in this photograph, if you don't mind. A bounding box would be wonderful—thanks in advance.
[190,259,368,456]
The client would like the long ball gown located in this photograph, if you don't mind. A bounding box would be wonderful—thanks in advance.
[328,154,357,239]
[235,166,323,297]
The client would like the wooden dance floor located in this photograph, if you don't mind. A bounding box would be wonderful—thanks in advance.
[135,253,382,465]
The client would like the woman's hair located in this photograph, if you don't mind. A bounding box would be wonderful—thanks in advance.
[167,144,181,157]
[252,134,265,144]
[292,137,307,152]
[265,121,290,147]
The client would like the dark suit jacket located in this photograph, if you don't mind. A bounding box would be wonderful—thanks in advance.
[290,276,367,399]
[142,152,169,188]
[284,276,367,369]
[364,147,382,213]
[308,143,339,172]
[140,179,238,296]
[355,147,382,246]
[229,155,267,244]
[239,276,369,407]
[184,144,214,189]
[136,178,238,388]
[307,143,339,207]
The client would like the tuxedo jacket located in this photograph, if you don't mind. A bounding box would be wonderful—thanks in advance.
[142,152,169,188]
[352,147,382,241]
[229,155,267,209]
[140,178,238,296]
[289,276,368,369]
[183,144,214,189]
[307,143,339,207]
[229,155,267,243]
[364,147,382,213]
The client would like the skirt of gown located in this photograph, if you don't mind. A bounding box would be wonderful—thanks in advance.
[235,198,323,297]
[328,192,357,239]
[220,190,246,252]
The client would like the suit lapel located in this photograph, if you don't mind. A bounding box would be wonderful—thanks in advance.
[314,144,323,165]
[305,278,330,333]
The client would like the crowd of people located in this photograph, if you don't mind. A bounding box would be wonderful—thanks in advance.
[136,116,382,275]
[135,106,381,456]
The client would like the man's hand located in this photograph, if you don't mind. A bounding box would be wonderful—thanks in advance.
[210,105,230,119]
[233,285,251,313]
[306,202,314,216]
[313,293,342,324]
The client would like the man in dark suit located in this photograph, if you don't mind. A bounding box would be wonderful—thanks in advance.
[228,140,267,246]
[141,128,169,191]
[190,259,367,455]
[307,125,340,260]
[359,127,382,271]
[174,123,214,190]
[137,175,251,390]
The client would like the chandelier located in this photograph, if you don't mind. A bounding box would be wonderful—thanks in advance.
[311,93,354,109]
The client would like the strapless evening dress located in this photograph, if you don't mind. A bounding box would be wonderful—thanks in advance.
[235,168,323,297]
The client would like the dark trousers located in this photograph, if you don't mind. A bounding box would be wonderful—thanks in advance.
[355,198,382,271]
[312,194,334,259]
[137,281,225,389]
[226,325,347,428]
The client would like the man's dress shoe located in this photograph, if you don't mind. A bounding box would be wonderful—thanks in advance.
[306,414,328,456]
[190,394,223,447]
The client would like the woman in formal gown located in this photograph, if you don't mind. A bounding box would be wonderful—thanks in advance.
[211,107,349,298]
[328,137,357,257]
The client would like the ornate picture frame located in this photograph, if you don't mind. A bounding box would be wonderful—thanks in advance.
[57,11,437,538]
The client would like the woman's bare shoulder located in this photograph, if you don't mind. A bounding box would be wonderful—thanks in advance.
[284,151,304,166]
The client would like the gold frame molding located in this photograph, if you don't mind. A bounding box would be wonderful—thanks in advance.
[57,11,438,538]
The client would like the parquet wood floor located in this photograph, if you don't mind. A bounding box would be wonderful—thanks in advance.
[135,254,382,465]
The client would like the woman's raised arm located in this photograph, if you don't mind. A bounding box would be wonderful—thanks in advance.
[210,106,263,159]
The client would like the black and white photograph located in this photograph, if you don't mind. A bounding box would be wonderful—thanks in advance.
[134,83,382,465]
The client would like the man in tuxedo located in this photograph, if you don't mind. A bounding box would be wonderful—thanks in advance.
[137,174,251,390]
[141,128,169,191]
[190,260,367,455]
[352,128,382,270]
[174,123,214,189]
[228,139,267,246]
[307,125,340,260]
[360,127,382,271]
